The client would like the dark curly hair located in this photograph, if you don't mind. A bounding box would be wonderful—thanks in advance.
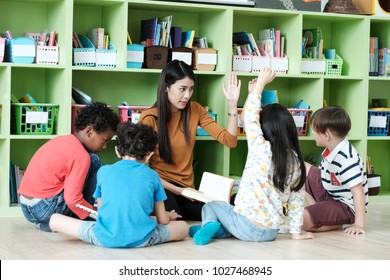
[74,102,119,133]
[116,122,158,161]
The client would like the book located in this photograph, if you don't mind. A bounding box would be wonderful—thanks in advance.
[170,26,182,48]
[280,36,285,57]
[158,15,172,47]
[72,86,92,105]
[247,33,260,56]
[181,172,235,204]
[302,27,321,48]
[233,32,255,55]
[258,39,274,57]
[182,30,195,48]
[89,27,105,49]
[75,204,98,220]
[140,17,158,46]
[259,28,274,41]
[274,29,281,57]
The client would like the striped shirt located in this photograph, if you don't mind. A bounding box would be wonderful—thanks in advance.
[320,138,368,212]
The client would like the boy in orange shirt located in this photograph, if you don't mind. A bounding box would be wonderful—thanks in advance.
[18,102,119,232]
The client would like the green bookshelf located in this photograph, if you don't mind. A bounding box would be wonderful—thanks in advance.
[0,0,389,217]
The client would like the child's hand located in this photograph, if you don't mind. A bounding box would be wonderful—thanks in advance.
[344,224,365,236]
[222,72,241,105]
[291,230,315,240]
[168,210,182,221]
[251,67,276,95]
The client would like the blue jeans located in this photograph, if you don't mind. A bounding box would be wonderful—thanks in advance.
[78,222,170,248]
[201,201,278,242]
[20,153,101,232]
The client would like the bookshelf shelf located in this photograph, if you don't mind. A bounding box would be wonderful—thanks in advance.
[0,0,389,217]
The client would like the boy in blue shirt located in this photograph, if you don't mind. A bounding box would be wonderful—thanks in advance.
[49,122,188,248]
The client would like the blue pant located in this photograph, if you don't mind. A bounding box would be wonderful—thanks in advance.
[201,201,278,242]
[20,153,101,232]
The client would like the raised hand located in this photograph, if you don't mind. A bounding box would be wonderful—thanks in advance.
[222,72,241,105]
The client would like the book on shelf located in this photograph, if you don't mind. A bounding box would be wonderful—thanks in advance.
[302,27,322,58]
[88,27,105,49]
[280,36,285,57]
[258,39,274,57]
[247,33,260,56]
[182,30,195,48]
[259,28,275,41]
[233,32,256,56]
[158,15,172,47]
[170,26,182,48]
[193,37,208,49]
[274,29,281,57]
[370,37,379,75]
[140,17,158,46]
[181,172,235,204]
[75,204,98,220]
[72,86,92,105]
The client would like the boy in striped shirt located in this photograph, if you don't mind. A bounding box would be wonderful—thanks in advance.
[303,106,368,236]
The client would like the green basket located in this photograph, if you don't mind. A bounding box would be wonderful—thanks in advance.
[326,54,343,75]
[11,103,59,135]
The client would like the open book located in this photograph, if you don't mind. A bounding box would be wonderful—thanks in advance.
[182,172,235,203]
[76,204,98,220]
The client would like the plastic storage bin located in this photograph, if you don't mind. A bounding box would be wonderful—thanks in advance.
[25,32,59,65]
[4,37,36,63]
[301,58,326,75]
[367,109,390,136]
[288,109,312,136]
[237,108,245,136]
[118,105,151,124]
[326,54,343,75]
[127,44,144,68]
[96,42,116,67]
[73,34,96,66]
[232,55,252,72]
[193,48,218,71]
[196,111,217,136]
[11,103,58,135]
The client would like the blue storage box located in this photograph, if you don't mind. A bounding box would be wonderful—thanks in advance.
[367,109,390,136]
[4,37,35,63]
[96,42,116,68]
[196,112,217,136]
[73,34,96,66]
[127,44,144,68]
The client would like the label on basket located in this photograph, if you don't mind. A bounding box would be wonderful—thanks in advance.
[369,115,387,128]
[292,115,305,128]
[172,52,192,65]
[132,113,141,124]
[13,44,35,57]
[127,51,144,63]
[198,53,217,65]
[26,111,48,124]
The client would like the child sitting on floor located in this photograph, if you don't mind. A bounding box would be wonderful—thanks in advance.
[190,68,314,245]
[50,122,188,248]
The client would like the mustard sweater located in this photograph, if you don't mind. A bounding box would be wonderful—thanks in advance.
[139,101,237,188]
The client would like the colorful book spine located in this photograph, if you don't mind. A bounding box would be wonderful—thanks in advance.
[369,37,379,75]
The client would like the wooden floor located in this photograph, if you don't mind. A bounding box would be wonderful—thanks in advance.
[1,202,390,260]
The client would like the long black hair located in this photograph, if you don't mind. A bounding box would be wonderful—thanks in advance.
[260,104,306,192]
[154,60,195,164]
